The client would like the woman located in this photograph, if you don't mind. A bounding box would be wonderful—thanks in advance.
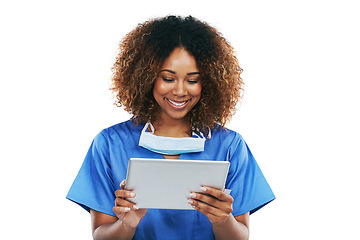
[67,16,275,240]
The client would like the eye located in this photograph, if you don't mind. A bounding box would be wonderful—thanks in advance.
[187,79,199,84]
[162,77,174,82]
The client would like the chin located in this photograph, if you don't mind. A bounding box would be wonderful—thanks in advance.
[163,111,190,121]
[168,114,188,121]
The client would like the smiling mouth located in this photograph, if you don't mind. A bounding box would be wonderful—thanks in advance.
[165,98,190,108]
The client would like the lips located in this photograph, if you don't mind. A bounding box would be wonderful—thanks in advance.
[165,98,190,109]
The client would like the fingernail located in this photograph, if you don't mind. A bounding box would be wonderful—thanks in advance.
[201,187,207,192]
[124,207,131,212]
[129,192,136,197]
[133,205,139,210]
[190,193,196,198]
[187,199,193,204]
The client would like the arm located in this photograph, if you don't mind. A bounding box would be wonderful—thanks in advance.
[212,213,249,240]
[188,186,249,240]
[91,180,148,240]
[91,210,136,240]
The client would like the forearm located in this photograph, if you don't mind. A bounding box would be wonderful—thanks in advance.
[93,220,136,240]
[212,214,249,240]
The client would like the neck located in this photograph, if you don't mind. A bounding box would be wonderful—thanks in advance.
[152,113,191,138]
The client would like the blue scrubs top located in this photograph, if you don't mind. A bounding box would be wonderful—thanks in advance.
[67,120,275,239]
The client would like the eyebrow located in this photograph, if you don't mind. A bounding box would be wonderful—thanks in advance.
[160,69,200,75]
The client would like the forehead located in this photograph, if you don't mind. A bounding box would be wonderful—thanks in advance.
[161,48,199,72]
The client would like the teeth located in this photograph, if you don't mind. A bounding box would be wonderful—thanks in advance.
[167,99,187,106]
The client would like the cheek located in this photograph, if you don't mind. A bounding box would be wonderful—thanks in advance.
[154,81,170,95]
[189,85,202,97]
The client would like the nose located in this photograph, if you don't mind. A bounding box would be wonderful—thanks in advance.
[172,80,187,96]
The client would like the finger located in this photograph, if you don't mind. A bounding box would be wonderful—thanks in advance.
[115,197,139,210]
[200,186,233,202]
[115,189,136,199]
[189,197,217,213]
[192,205,224,224]
[190,192,219,208]
[113,206,132,220]
[113,206,132,214]
[190,200,229,223]
[189,192,233,214]
[120,180,126,189]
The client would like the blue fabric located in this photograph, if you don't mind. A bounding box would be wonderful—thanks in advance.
[66,120,275,239]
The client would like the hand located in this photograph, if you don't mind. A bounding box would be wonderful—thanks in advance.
[113,180,148,229]
[188,186,233,225]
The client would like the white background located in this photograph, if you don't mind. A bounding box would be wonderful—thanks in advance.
[1,0,359,239]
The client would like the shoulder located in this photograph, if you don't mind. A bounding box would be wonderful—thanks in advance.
[99,120,143,137]
[207,126,248,160]
[94,119,144,148]
[210,126,245,146]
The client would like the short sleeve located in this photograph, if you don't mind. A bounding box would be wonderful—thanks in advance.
[226,134,275,216]
[66,131,117,217]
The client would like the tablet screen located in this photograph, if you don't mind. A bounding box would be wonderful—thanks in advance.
[125,158,230,209]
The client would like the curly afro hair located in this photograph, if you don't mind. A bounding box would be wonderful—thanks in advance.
[111,15,244,134]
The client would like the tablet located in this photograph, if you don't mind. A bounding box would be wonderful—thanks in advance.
[125,158,230,210]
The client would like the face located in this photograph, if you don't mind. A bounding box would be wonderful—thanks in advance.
[153,47,201,123]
